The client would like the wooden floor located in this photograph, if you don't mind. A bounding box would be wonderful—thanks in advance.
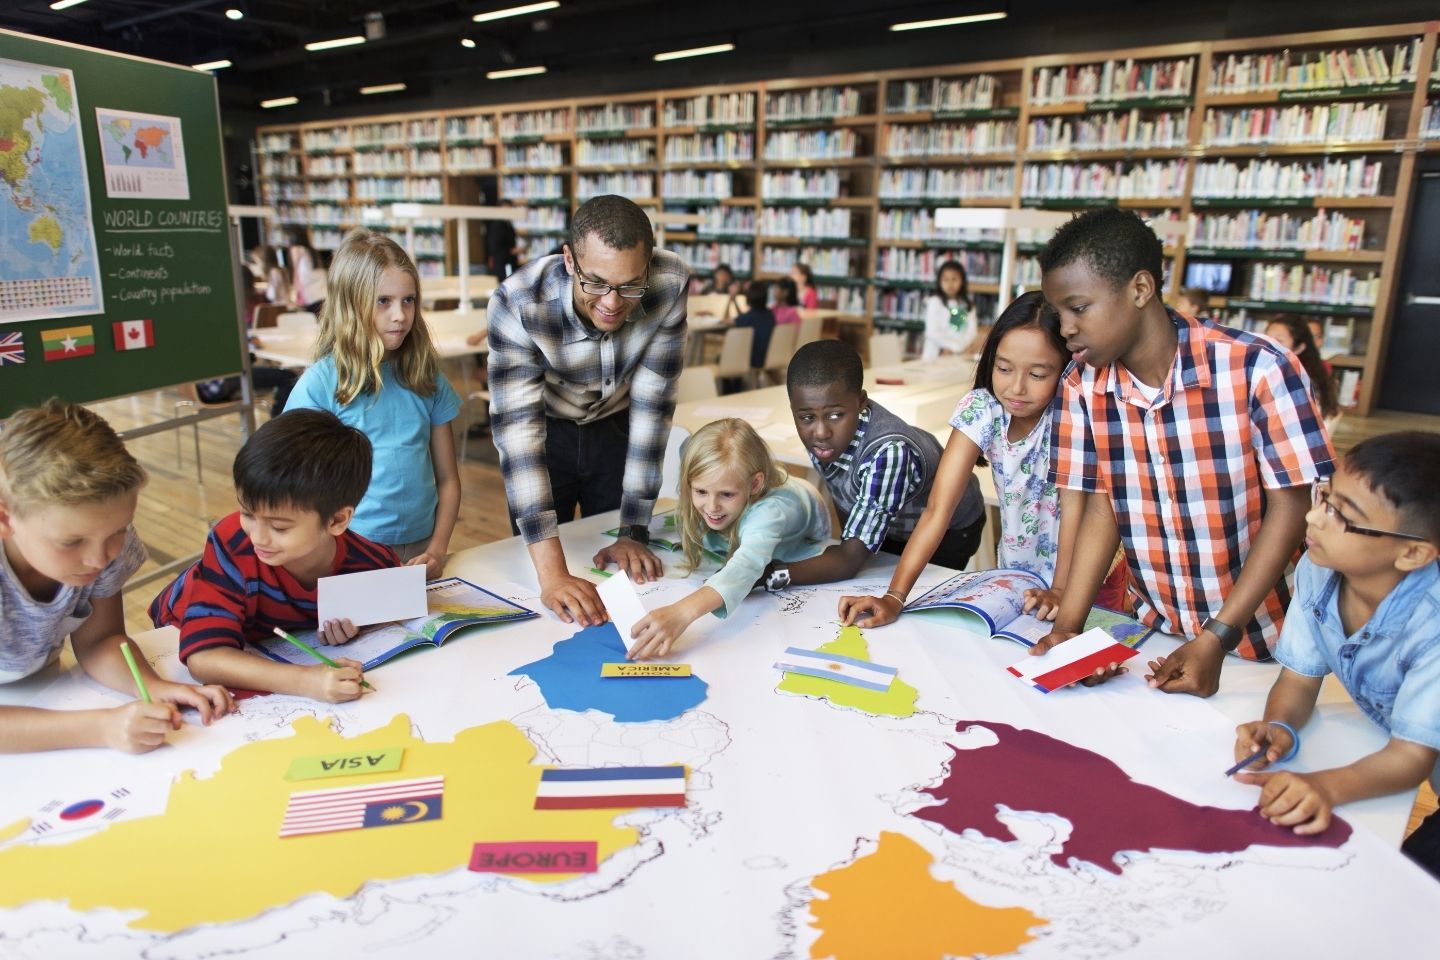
[89,390,1439,840]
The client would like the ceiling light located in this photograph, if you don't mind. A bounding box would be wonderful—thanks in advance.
[304,35,366,52]
[653,43,734,62]
[486,65,546,79]
[49,0,90,9]
[225,7,243,19]
[890,12,1007,31]
[472,2,559,24]
[360,82,407,95]
[461,37,477,48]
[192,59,233,71]
[260,96,299,108]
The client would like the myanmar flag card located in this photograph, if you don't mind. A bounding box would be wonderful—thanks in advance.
[41,325,95,361]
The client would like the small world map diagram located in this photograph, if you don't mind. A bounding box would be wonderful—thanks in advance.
[94,107,189,200]
[0,56,103,323]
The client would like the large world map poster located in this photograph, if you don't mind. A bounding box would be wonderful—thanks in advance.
[0,56,103,324]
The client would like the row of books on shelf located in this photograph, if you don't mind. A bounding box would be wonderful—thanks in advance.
[262,156,301,177]
[515,206,567,232]
[663,93,756,127]
[875,247,999,283]
[353,150,442,174]
[1200,103,1389,146]
[875,212,1002,244]
[1220,310,1358,356]
[697,206,754,234]
[1421,104,1440,140]
[520,236,558,261]
[669,242,754,273]
[504,144,566,168]
[1208,40,1421,94]
[756,206,850,237]
[759,246,853,276]
[578,139,656,165]
[445,116,496,143]
[577,103,654,133]
[884,120,1017,157]
[1191,156,1383,199]
[766,86,864,122]
[1030,57,1195,105]
[501,108,568,139]
[884,75,999,114]
[446,147,496,173]
[1027,109,1190,152]
[1019,159,1188,199]
[761,169,843,199]
[577,173,654,199]
[764,129,860,160]
[1187,210,1368,253]
[1244,264,1378,306]
[663,170,734,199]
[501,174,566,199]
[664,132,755,163]
[352,120,441,148]
[879,166,1015,200]
[354,178,443,202]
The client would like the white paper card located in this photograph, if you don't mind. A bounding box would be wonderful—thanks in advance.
[317,565,427,628]
[1005,627,1124,682]
[597,571,649,650]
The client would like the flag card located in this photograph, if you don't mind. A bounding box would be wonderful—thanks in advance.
[40,325,94,361]
[772,647,898,692]
[316,565,427,629]
[469,840,599,874]
[112,319,155,351]
[0,331,24,365]
[279,775,443,837]
[534,765,687,810]
[1006,626,1140,693]
[596,570,648,650]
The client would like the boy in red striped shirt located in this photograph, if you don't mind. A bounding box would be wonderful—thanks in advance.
[150,410,399,701]
[1033,208,1333,696]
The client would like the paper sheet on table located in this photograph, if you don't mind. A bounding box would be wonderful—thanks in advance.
[689,405,772,424]
[597,571,648,650]
[317,565,427,627]
[759,421,798,443]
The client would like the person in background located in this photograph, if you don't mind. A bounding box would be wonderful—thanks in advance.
[196,267,297,413]
[702,264,738,296]
[921,259,979,362]
[1305,317,1335,377]
[1175,286,1211,319]
[260,246,290,306]
[289,236,328,314]
[773,278,802,326]
[790,262,819,309]
[1264,315,1339,421]
[485,217,520,279]
[725,280,776,391]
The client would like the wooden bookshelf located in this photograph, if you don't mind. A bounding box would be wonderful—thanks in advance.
[255,21,1440,413]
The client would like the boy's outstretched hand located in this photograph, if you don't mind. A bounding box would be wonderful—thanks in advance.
[104,701,182,754]
[1232,719,1297,771]
[1146,632,1224,697]
[1234,769,1335,835]
[149,680,236,725]
[837,593,901,627]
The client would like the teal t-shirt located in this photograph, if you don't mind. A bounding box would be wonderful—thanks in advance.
[288,356,461,545]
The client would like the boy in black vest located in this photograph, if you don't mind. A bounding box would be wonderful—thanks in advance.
[768,340,986,592]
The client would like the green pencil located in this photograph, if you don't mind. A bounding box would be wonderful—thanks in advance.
[271,627,375,690]
[120,641,152,703]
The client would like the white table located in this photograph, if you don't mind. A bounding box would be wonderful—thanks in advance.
[250,308,488,368]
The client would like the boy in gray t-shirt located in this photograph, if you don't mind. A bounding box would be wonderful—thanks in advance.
[0,400,233,753]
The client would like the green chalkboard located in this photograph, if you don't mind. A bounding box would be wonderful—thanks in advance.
[0,28,244,418]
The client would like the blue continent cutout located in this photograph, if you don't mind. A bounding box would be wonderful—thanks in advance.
[508,623,708,721]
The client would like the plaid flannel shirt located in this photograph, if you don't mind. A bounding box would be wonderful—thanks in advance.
[1049,309,1334,659]
[488,251,688,544]
[813,407,924,552]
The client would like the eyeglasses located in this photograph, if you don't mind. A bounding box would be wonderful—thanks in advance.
[573,262,648,299]
[1312,480,1427,541]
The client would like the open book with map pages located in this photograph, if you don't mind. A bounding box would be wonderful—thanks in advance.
[904,568,1155,648]
[255,577,538,670]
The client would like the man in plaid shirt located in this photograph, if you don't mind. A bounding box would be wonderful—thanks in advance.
[1032,208,1334,696]
[488,196,687,625]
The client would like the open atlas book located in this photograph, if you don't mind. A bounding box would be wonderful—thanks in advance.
[904,568,1154,648]
[256,577,538,671]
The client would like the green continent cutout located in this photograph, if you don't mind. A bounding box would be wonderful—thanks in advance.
[39,74,71,114]
[777,625,918,717]
[0,86,46,189]
[27,213,62,252]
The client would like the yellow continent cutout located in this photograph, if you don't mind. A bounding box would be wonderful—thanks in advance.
[777,625,919,718]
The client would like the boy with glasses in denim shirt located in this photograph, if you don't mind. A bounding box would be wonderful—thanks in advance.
[1232,432,1440,878]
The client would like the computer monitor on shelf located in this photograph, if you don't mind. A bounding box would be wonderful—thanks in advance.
[1183,260,1234,295]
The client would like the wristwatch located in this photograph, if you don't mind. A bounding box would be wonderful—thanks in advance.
[1202,617,1243,653]
[765,567,791,593]
[618,524,650,545]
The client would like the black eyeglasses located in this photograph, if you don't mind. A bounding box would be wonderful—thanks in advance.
[1313,480,1427,542]
[573,262,648,299]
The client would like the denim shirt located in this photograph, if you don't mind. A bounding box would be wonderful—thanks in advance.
[1275,555,1440,781]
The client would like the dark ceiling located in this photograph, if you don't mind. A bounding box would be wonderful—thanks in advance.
[3,0,1436,124]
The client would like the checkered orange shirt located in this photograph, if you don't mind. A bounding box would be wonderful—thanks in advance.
[1049,310,1335,660]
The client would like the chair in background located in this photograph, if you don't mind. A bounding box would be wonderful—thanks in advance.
[660,424,690,501]
[687,293,737,323]
[675,366,719,403]
[868,332,904,369]
[458,388,491,462]
[755,323,798,388]
[253,303,285,328]
[701,326,753,395]
[793,313,823,351]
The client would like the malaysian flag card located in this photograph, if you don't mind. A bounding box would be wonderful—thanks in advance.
[534,766,687,810]
[279,775,444,838]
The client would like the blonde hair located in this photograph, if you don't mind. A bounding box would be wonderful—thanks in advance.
[315,228,440,405]
[0,399,147,515]
[676,418,788,574]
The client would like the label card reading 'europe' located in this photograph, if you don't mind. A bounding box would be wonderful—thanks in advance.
[469,840,599,874]
[600,663,692,678]
[285,746,405,782]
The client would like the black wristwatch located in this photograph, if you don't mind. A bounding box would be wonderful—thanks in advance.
[765,567,791,593]
[1202,617,1243,653]
[617,524,650,545]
